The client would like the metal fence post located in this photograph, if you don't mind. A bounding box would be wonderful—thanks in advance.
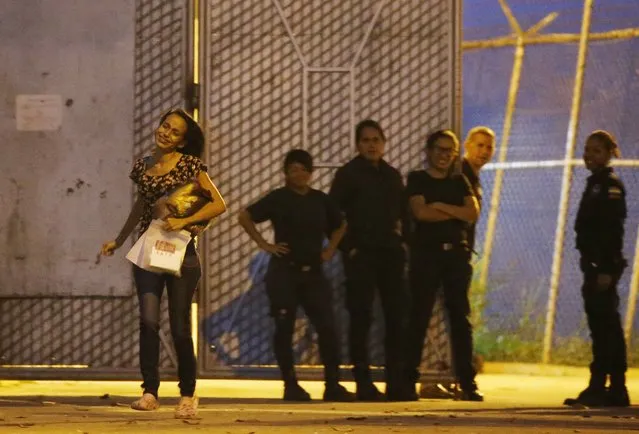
[624,226,639,345]
[542,0,594,365]
[477,0,526,300]
[476,2,557,315]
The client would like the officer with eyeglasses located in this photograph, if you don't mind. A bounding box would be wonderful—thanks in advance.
[403,129,483,401]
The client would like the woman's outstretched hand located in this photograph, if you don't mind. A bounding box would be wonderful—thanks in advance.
[97,240,119,264]
[101,240,118,256]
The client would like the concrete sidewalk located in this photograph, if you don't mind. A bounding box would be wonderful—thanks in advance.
[0,373,637,433]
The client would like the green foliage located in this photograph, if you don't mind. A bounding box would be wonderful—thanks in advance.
[469,269,639,367]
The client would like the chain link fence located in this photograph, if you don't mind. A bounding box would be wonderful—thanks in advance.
[463,0,639,366]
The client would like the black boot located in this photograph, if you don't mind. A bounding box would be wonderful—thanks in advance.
[606,373,630,407]
[459,381,484,402]
[281,368,311,402]
[564,373,607,407]
[323,383,356,402]
[353,367,384,401]
[418,382,456,400]
[283,382,311,401]
[606,386,630,407]
[386,368,418,401]
[399,368,420,401]
[357,382,384,401]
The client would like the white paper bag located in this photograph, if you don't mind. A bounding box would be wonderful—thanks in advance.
[149,237,187,275]
[126,230,146,266]
[126,219,191,276]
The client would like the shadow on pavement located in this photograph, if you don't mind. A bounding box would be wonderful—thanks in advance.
[0,395,285,407]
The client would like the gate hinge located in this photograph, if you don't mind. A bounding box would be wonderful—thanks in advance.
[186,82,200,113]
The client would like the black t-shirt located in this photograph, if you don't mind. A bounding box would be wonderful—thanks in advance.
[462,159,482,249]
[406,170,472,247]
[247,187,343,266]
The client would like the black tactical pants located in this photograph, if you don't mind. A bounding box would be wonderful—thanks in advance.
[405,245,476,390]
[343,243,407,385]
[265,258,341,385]
[580,258,627,381]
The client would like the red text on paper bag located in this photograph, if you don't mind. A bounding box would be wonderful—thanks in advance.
[154,240,176,254]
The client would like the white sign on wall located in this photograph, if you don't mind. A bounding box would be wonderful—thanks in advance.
[16,94,63,131]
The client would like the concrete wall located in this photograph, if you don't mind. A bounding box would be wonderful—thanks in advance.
[0,0,135,296]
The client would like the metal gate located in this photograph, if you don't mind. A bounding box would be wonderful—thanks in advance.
[200,0,462,380]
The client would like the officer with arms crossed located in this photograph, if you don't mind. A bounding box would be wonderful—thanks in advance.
[404,129,483,401]
[419,126,496,399]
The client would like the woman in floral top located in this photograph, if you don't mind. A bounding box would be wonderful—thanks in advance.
[100,109,226,418]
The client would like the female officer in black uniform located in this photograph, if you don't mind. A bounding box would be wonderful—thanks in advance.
[420,126,496,399]
[329,119,408,401]
[404,130,483,401]
[238,149,355,402]
[564,130,629,407]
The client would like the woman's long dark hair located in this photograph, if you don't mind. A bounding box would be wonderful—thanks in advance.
[158,108,204,158]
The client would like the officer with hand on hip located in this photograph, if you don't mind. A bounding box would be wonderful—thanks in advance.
[239,149,356,403]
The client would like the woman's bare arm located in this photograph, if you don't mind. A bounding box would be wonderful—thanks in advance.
[100,197,144,257]
[114,198,145,246]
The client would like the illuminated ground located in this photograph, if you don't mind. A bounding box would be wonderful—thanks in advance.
[0,368,638,433]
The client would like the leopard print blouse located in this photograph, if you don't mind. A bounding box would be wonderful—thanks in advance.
[129,154,208,234]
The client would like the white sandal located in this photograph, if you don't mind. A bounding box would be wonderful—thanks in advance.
[174,395,199,419]
[130,393,160,411]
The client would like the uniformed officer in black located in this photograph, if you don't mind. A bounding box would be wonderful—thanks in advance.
[404,129,483,401]
[564,130,630,407]
[238,149,355,402]
[329,119,409,401]
[419,126,496,399]
[461,126,496,251]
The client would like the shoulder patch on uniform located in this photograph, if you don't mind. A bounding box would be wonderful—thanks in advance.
[609,186,622,199]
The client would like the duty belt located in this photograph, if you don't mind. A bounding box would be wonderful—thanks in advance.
[439,242,476,255]
[288,262,314,272]
[433,242,468,252]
